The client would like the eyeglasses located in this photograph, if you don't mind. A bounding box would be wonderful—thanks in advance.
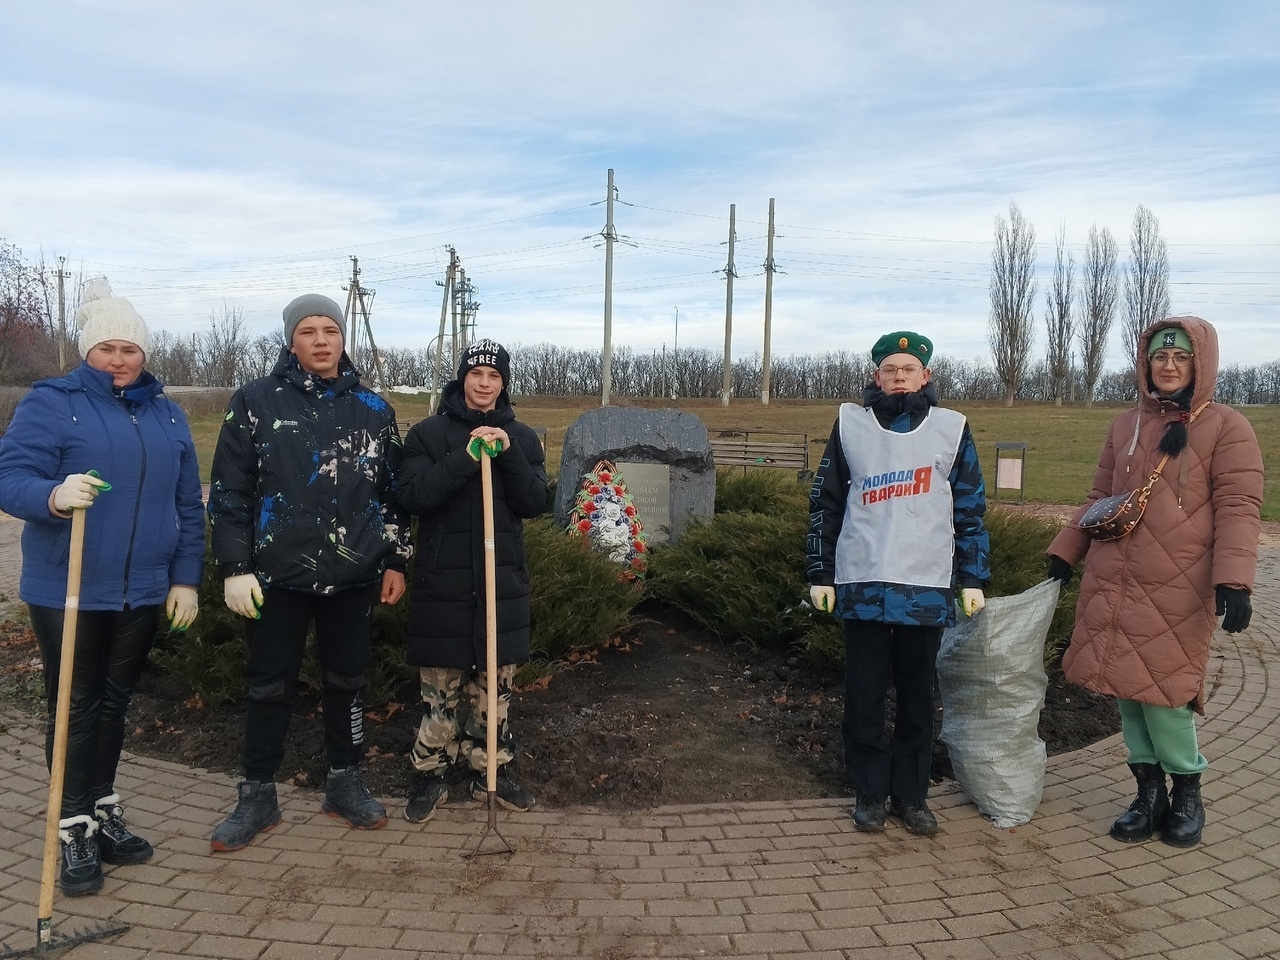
[1150,352,1193,368]
[878,363,923,377]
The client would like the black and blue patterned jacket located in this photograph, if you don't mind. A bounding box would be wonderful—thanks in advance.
[208,348,412,594]
[806,382,990,626]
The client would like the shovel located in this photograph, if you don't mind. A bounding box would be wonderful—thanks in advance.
[464,439,515,859]
[2,507,129,957]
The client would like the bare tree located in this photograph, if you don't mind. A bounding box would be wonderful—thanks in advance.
[1044,225,1075,406]
[197,304,251,387]
[1077,225,1119,407]
[1122,204,1171,361]
[0,241,58,384]
[988,201,1038,406]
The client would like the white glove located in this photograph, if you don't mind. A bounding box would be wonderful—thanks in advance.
[165,585,199,631]
[51,473,108,513]
[224,574,264,619]
[809,585,836,614]
[960,588,986,618]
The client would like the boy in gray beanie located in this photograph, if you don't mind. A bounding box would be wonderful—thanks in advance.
[208,292,412,851]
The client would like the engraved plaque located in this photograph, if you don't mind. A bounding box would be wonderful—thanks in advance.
[615,461,672,544]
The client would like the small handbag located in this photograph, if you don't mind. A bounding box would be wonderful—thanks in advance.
[1077,458,1169,541]
[1078,400,1209,542]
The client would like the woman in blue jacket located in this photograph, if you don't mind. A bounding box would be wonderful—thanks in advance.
[0,281,205,897]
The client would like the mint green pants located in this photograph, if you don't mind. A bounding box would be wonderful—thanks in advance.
[1118,699,1208,775]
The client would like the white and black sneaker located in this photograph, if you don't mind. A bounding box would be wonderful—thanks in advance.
[58,816,104,896]
[404,772,449,823]
[94,794,154,865]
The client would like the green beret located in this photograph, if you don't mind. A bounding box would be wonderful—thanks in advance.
[871,331,934,366]
[1148,327,1192,356]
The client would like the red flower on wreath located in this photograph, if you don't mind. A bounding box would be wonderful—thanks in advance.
[633,540,646,553]
[630,557,646,570]
[576,519,592,533]
[612,485,624,496]
[624,504,636,517]
[598,471,612,483]
[587,484,601,496]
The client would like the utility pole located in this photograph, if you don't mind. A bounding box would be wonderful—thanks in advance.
[721,203,737,407]
[761,198,776,405]
[430,247,458,414]
[601,169,617,406]
[55,257,69,371]
[343,256,385,391]
[672,306,679,399]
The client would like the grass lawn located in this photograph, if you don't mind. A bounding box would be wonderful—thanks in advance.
[184,394,1280,521]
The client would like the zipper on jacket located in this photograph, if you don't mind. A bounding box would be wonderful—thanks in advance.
[120,412,148,604]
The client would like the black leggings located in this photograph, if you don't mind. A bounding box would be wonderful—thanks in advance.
[29,604,160,820]
[241,585,378,782]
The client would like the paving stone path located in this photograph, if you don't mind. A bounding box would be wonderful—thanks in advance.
[1,512,1277,959]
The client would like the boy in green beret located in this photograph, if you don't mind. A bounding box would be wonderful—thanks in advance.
[806,330,990,836]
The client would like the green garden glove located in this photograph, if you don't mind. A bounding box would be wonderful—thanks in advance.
[466,436,504,461]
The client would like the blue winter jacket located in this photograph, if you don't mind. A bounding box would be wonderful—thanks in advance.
[0,363,205,610]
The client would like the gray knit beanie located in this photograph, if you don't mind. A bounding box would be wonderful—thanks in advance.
[283,294,347,346]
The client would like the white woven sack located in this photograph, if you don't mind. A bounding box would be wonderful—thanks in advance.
[937,578,1061,827]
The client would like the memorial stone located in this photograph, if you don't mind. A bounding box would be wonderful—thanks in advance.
[554,407,715,543]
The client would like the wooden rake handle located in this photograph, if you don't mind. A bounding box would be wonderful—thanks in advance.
[37,507,87,940]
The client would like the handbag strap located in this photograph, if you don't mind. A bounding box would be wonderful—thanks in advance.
[1139,399,1212,492]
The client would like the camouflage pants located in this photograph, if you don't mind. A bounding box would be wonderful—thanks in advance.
[410,665,517,775]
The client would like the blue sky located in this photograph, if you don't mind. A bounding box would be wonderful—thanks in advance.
[2,1,1277,372]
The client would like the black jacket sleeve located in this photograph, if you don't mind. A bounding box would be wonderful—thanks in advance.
[493,424,549,519]
[207,388,258,576]
[806,416,850,587]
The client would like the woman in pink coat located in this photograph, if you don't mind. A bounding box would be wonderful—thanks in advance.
[1047,317,1263,848]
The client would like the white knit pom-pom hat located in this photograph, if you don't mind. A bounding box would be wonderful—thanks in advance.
[76,279,151,358]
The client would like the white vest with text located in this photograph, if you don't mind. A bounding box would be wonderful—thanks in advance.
[834,403,966,589]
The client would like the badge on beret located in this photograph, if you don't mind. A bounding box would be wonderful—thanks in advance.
[899,337,908,349]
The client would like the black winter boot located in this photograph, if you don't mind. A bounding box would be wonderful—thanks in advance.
[94,794,154,865]
[322,766,388,829]
[210,781,282,852]
[58,816,104,896]
[1161,773,1204,848]
[852,795,887,832]
[1110,763,1168,843]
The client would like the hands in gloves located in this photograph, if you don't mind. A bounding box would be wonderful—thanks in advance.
[960,588,985,618]
[466,427,509,461]
[224,574,264,619]
[51,472,110,514]
[1216,585,1252,634]
[165,585,199,631]
[1047,555,1073,585]
[809,585,836,614]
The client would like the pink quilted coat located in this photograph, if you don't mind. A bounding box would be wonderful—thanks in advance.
[1049,317,1264,711]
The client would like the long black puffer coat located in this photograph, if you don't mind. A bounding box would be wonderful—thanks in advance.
[397,381,548,669]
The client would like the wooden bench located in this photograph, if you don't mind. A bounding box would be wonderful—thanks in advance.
[709,431,812,482]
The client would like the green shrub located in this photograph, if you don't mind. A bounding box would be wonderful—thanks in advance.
[714,469,809,517]
[526,517,643,662]
[646,511,812,650]
[152,538,421,706]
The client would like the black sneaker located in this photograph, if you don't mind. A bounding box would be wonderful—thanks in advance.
[322,766,388,830]
[853,795,887,832]
[211,781,282,852]
[94,795,154,865]
[58,817,103,896]
[404,772,449,823]
[890,796,938,836]
[470,770,535,812]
